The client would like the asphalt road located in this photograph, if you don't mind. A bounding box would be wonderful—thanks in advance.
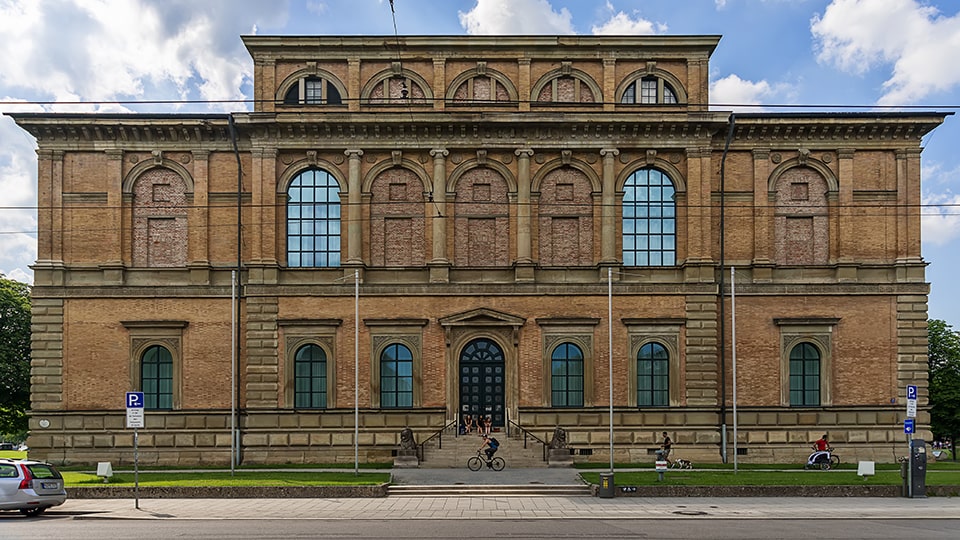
[2,517,959,539]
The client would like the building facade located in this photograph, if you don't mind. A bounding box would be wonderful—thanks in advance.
[11,35,944,465]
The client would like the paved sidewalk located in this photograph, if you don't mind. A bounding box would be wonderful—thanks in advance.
[52,467,960,521]
[58,496,960,521]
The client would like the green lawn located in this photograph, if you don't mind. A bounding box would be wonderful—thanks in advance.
[579,468,960,486]
[64,470,390,487]
[0,450,27,459]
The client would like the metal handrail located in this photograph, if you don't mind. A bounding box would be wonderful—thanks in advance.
[507,419,549,462]
[417,419,458,463]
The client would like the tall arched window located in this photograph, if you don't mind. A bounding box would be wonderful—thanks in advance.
[287,168,341,267]
[551,342,584,407]
[141,345,173,410]
[381,343,413,408]
[789,342,821,406]
[294,344,327,408]
[637,342,669,407]
[623,168,676,266]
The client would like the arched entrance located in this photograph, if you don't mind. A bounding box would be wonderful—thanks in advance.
[458,338,505,428]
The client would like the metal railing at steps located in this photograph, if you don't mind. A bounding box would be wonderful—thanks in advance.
[416,419,458,463]
[507,419,549,462]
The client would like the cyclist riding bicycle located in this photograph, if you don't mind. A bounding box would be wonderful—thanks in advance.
[479,433,500,465]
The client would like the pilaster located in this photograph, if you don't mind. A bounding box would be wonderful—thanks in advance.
[345,149,364,265]
[600,148,619,263]
[429,148,450,283]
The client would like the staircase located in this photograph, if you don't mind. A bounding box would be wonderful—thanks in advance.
[419,428,547,468]
[388,484,593,497]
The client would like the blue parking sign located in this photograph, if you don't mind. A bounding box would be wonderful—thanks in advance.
[126,392,144,408]
[907,385,918,400]
[904,418,915,434]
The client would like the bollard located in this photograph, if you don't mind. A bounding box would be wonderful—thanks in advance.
[655,460,668,481]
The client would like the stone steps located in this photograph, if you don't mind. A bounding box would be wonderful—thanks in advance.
[388,484,593,497]
[420,430,548,468]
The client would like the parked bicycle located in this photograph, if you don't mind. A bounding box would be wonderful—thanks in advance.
[467,450,505,471]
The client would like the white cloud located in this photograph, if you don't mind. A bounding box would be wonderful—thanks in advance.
[709,74,792,111]
[811,0,960,105]
[921,162,960,246]
[0,114,39,284]
[591,2,666,35]
[0,0,289,110]
[458,0,575,34]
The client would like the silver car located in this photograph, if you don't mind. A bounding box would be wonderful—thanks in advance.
[0,458,67,516]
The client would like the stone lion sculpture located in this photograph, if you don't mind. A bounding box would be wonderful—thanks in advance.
[548,426,568,449]
[399,427,417,450]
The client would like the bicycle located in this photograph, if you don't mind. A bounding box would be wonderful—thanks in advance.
[804,447,841,470]
[467,450,505,471]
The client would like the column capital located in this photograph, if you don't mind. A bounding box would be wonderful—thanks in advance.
[751,148,770,160]
[837,148,855,160]
[430,148,449,158]
[515,148,534,158]
[104,149,124,160]
[191,149,211,161]
[600,148,620,158]
[345,149,364,158]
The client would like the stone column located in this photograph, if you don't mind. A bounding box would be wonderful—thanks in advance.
[345,149,364,265]
[751,149,772,282]
[515,148,534,263]
[433,59,445,111]
[250,147,265,265]
[518,58,531,112]
[600,148,619,263]
[602,58,616,112]
[429,148,449,268]
[348,57,361,112]
[104,149,124,265]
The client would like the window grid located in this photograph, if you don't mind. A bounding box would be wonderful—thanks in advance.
[304,78,323,104]
[287,169,341,268]
[294,344,327,408]
[381,343,413,408]
[789,342,821,406]
[640,78,658,103]
[141,345,173,410]
[551,343,584,407]
[637,342,669,407]
[623,168,676,266]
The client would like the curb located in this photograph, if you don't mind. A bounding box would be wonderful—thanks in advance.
[68,484,389,499]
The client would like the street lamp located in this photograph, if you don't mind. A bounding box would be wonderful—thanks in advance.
[608,267,614,473]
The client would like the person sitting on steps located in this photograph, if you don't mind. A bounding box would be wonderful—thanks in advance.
[462,414,474,435]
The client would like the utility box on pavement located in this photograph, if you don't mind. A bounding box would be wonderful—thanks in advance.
[907,438,927,498]
[598,473,615,498]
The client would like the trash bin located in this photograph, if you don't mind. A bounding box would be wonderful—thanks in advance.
[598,472,615,498]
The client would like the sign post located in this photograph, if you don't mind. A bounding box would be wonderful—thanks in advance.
[906,385,917,498]
[126,392,144,509]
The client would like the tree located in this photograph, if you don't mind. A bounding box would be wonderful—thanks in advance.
[0,275,31,440]
[928,319,960,460]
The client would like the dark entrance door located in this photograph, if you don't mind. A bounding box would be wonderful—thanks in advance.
[459,338,505,429]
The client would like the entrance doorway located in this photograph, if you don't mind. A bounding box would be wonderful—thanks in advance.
[458,338,505,430]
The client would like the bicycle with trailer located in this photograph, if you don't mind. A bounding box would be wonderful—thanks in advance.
[467,450,505,471]
[804,446,840,470]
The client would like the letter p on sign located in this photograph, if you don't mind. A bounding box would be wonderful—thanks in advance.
[126,392,144,408]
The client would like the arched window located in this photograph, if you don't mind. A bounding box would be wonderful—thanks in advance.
[141,345,173,410]
[623,168,676,266]
[282,75,343,105]
[294,344,327,408]
[621,76,678,104]
[381,343,413,408]
[789,342,821,406]
[637,342,669,407]
[287,168,341,268]
[551,342,584,407]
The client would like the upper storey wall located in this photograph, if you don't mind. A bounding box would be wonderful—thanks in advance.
[243,35,719,114]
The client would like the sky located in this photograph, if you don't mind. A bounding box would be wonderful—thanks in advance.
[0,0,959,325]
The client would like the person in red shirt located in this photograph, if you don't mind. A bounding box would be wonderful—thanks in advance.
[812,434,829,452]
